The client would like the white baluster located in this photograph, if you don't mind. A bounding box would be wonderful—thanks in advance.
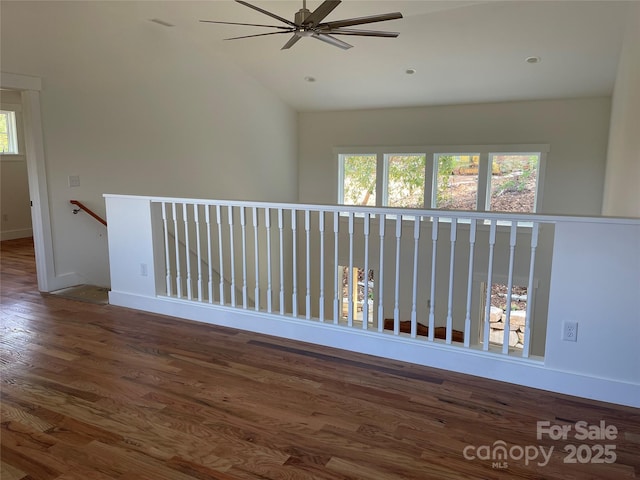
[410,216,421,338]
[333,212,339,324]
[377,214,386,332]
[347,212,354,327]
[362,213,370,330]
[183,204,192,301]
[195,204,203,302]
[253,207,260,312]
[446,218,458,344]
[319,212,325,322]
[240,207,248,309]
[193,203,202,302]
[265,208,272,313]
[161,202,172,297]
[228,205,236,307]
[205,206,213,303]
[278,208,285,315]
[305,210,311,320]
[216,205,225,306]
[523,223,539,358]
[483,220,497,350]
[464,219,477,347]
[428,217,439,342]
[393,215,402,335]
[291,209,298,317]
[502,222,518,354]
[173,203,182,299]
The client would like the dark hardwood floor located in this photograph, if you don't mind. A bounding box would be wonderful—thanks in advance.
[1,237,639,479]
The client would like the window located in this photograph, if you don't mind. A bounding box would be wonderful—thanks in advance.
[384,154,426,208]
[0,110,19,154]
[339,154,377,206]
[337,145,546,214]
[488,153,539,213]
[434,154,479,210]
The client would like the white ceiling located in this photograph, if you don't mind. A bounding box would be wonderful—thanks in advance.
[6,1,632,112]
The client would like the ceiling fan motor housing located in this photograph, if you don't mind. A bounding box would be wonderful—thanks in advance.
[295,8,312,27]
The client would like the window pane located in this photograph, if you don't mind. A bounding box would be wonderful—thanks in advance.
[0,111,18,154]
[385,154,425,208]
[489,154,539,213]
[0,113,9,153]
[341,155,377,206]
[434,154,478,210]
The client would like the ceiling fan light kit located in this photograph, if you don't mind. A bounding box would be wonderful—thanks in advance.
[200,0,403,50]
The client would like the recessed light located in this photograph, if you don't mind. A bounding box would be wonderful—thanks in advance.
[525,56,541,64]
[149,18,175,27]
[405,68,417,75]
[304,76,316,83]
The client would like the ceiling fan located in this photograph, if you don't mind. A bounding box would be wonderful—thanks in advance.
[200,0,403,50]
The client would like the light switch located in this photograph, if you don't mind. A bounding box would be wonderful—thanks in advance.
[69,175,80,187]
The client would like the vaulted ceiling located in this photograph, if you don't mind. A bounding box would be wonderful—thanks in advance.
[3,1,631,111]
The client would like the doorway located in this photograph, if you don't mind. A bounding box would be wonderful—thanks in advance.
[1,92,32,241]
[0,72,55,291]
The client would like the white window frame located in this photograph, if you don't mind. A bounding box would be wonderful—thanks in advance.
[336,144,549,214]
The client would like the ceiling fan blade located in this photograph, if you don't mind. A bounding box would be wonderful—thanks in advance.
[281,34,302,50]
[234,0,297,27]
[304,0,341,27]
[320,28,399,38]
[312,33,352,50]
[200,20,291,30]
[225,30,294,41]
[318,12,402,30]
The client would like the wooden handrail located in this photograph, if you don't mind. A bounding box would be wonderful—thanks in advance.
[70,200,107,226]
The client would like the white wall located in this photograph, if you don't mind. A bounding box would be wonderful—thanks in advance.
[0,89,32,240]
[546,221,640,386]
[603,2,640,218]
[298,97,612,216]
[0,2,297,287]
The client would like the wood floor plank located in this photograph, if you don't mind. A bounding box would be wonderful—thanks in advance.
[1,460,28,480]
[1,237,638,479]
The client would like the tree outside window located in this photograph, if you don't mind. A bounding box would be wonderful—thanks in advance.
[341,155,376,206]
[385,154,425,208]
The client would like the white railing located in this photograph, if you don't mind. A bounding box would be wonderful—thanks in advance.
[151,198,553,359]
[104,194,640,407]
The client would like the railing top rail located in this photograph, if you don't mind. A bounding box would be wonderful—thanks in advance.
[103,194,640,226]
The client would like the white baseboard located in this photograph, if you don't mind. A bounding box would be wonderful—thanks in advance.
[109,291,640,409]
[1,228,33,241]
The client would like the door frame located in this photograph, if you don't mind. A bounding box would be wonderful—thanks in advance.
[1,71,72,291]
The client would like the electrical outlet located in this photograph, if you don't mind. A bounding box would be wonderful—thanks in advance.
[2,214,8,222]
[140,263,148,277]
[562,321,578,342]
